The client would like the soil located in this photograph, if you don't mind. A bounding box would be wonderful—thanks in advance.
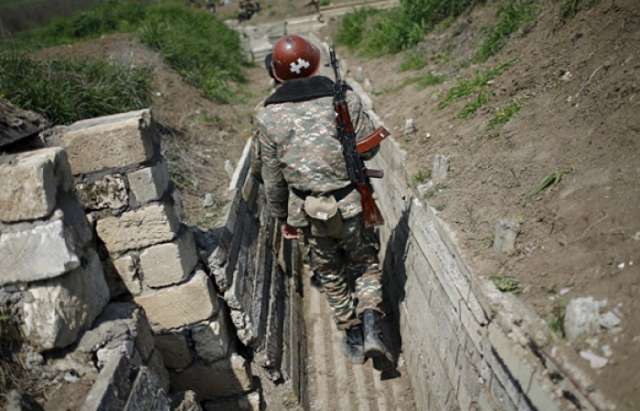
[34,33,272,229]
[333,0,640,408]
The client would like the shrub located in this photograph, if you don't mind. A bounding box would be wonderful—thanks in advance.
[0,51,151,124]
[400,50,428,71]
[139,3,245,102]
[335,8,380,49]
[337,0,477,55]
[474,0,538,62]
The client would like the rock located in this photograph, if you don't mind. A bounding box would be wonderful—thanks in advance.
[493,219,520,254]
[75,174,128,210]
[203,391,261,411]
[128,161,170,206]
[560,71,573,81]
[0,217,82,286]
[155,333,193,370]
[48,109,154,175]
[139,230,198,288]
[579,350,608,369]
[147,349,171,392]
[21,250,109,350]
[432,154,449,183]
[5,390,44,411]
[203,193,215,208]
[170,354,253,400]
[81,351,134,411]
[0,147,72,223]
[564,297,607,341]
[363,78,373,92]
[417,180,435,198]
[77,303,155,363]
[599,311,622,330]
[96,203,180,254]
[123,366,171,411]
[354,66,365,83]
[192,310,231,363]
[224,160,235,180]
[602,344,613,357]
[171,391,203,411]
[135,270,219,332]
[112,254,143,295]
[403,118,416,136]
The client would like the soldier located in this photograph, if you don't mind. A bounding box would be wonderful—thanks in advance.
[255,35,390,364]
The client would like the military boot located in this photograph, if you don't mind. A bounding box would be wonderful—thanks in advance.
[343,325,365,364]
[362,310,392,361]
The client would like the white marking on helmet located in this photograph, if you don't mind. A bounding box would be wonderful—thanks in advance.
[290,58,311,74]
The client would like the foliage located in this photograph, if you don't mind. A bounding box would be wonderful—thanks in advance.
[527,169,572,198]
[0,51,151,124]
[475,0,538,62]
[488,100,521,128]
[411,169,432,185]
[335,8,380,49]
[439,60,513,109]
[138,3,245,102]
[400,50,428,71]
[560,0,599,19]
[490,275,522,294]
[457,90,489,118]
[2,0,246,103]
[547,302,567,337]
[337,0,477,55]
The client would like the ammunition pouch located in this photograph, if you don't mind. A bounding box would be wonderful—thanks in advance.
[292,185,354,238]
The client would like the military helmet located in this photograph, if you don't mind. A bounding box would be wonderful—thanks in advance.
[271,35,321,81]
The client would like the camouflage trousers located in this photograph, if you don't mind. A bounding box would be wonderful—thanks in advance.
[306,214,384,330]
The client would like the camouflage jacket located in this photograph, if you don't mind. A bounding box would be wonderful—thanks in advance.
[255,80,376,227]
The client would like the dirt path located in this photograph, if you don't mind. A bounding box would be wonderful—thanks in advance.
[303,274,416,411]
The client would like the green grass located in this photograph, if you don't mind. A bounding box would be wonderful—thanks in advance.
[547,302,567,337]
[411,169,432,186]
[490,275,522,294]
[527,169,572,199]
[400,50,427,71]
[488,100,521,128]
[376,72,445,95]
[0,51,151,124]
[474,0,538,62]
[457,91,489,118]
[439,60,514,109]
[560,0,599,19]
[337,0,477,55]
[3,0,246,103]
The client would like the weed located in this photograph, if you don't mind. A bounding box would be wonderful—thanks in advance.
[475,0,538,62]
[415,72,446,89]
[560,0,599,19]
[3,0,246,104]
[412,169,432,186]
[335,8,380,49]
[490,275,522,294]
[337,0,477,55]
[439,60,514,109]
[528,169,572,198]
[458,90,489,118]
[488,100,521,128]
[0,51,151,124]
[400,51,427,72]
[319,0,331,6]
[547,303,567,337]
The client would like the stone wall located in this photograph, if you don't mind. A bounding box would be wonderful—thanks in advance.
[347,78,615,411]
[0,143,176,410]
[46,109,257,407]
[200,138,306,405]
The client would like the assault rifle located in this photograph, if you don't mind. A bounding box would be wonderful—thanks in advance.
[329,47,389,227]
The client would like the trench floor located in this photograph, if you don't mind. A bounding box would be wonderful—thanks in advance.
[303,274,416,411]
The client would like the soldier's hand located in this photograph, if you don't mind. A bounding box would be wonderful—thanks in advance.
[281,223,300,239]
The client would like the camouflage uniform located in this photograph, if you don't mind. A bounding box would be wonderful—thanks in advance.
[256,82,384,330]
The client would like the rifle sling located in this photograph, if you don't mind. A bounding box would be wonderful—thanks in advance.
[290,184,355,202]
[264,76,351,106]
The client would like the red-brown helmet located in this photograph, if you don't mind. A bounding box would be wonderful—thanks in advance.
[271,35,321,81]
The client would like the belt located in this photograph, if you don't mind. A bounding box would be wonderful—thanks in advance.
[290,184,355,202]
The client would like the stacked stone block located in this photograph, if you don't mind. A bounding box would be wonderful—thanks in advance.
[49,109,253,402]
[0,147,109,351]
